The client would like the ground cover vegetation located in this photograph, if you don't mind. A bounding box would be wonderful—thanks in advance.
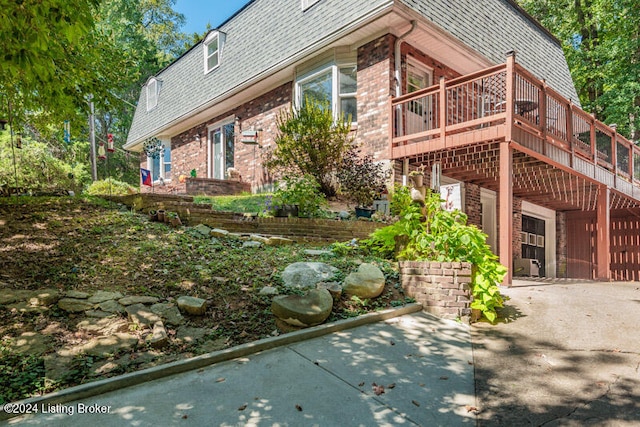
[0,196,409,403]
[363,187,506,323]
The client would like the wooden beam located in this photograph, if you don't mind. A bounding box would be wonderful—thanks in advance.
[499,141,513,286]
[596,185,611,280]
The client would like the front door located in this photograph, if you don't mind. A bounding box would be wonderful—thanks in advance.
[406,61,433,135]
[522,215,546,276]
[209,122,235,180]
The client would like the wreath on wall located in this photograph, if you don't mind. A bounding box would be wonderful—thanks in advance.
[142,137,164,159]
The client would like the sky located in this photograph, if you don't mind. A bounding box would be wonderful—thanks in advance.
[174,0,253,35]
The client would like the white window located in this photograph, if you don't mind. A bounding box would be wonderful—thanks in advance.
[301,0,321,11]
[146,78,158,111]
[204,31,223,73]
[148,140,171,183]
[296,64,357,123]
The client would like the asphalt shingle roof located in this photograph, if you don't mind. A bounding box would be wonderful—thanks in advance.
[126,0,578,148]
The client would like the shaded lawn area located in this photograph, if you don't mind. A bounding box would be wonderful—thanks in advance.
[0,196,409,403]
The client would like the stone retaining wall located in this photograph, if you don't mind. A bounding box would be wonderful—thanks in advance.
[107,194,381,243]
[399,261,473,320]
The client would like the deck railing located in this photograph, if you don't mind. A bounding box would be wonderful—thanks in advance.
[390,57,640,187]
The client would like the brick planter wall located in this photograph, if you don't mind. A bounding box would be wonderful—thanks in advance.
[399,261,472,320]
[107,194,382,243]
[185,178,251,196]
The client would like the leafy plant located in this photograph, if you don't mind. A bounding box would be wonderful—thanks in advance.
[364,190,506,323]
[264,97,354,197]
[337,146,389,207]
[85,178,138,196]
[271,175,327,217]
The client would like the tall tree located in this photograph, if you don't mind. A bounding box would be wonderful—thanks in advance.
[518,0,640,140]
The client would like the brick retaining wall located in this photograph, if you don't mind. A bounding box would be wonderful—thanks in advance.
[108,194,381,243]
[185,178,251,196]
[399,261,472,320]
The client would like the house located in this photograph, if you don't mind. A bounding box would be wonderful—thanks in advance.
[125,0,640,283]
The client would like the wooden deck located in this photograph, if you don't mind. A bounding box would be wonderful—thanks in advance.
[390,59,640,210]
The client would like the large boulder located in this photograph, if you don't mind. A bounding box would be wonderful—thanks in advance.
[281,262,339,290]
[271,289,333,327]
[342,263,386,299]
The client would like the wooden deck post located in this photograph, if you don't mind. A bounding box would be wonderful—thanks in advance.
[439,76,447,146]
[498,52,516,286]
[596,185,611,280]
[499,141,513,286]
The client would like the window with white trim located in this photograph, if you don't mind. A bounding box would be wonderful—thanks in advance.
[296,64,357,123]
[148,140,171,183]
[146,78,158,111]
[204,31,222,73]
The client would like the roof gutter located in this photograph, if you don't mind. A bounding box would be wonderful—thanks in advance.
[125,1,396,150]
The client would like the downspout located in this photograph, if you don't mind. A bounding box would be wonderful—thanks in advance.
[394,20,416,184]
[394,20,417,98]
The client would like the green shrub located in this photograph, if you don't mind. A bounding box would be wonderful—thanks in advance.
[364,190,506,323]
[84,178,138,196]
[264,97,353,197]
[337,146,389,207]
[271,175,327,217]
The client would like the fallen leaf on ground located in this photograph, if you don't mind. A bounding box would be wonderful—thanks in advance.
[439,376,449,380]
[387,383,396,389]
[215,377,225,383]
[295,404,303,411]
[238,404,247,411]
[412,400,420,407]
[182,414,188,419]
[465,405,479,413]
[372,383,385,395]
[358,382,365,387]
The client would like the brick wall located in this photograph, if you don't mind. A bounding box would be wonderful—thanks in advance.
[357,34,394,160]
[108,194,381,243]
[556,211,567,278]
[465,182,481,228]
[399,261,472,320]
[167,83,293,192]
[512,197,523,261]
[185,178,251,196]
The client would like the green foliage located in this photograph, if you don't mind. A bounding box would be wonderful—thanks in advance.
[0,344,46,404]
[85,178,138,196]
[517,0,640,140]
[364,190,506,323]
[193,193,271,213]
[271,175,328,218]
[390,185,413,216]
[0,131,90,192]
[264,98,354,197]
[337,146,389,207]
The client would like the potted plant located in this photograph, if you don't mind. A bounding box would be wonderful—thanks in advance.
[148,209,158,221]
[337,147,389,218]
[157,209,166,222]
[166,211,182,227]
[409,170,424,188]
[271,175,326,218]
[409,165,427,188]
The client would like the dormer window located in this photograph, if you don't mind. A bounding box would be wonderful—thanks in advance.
[146,77,158,111]
[204,31,225,73]
[301,0,320,10]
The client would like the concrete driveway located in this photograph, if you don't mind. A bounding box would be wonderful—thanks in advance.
[472,279,640,426]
